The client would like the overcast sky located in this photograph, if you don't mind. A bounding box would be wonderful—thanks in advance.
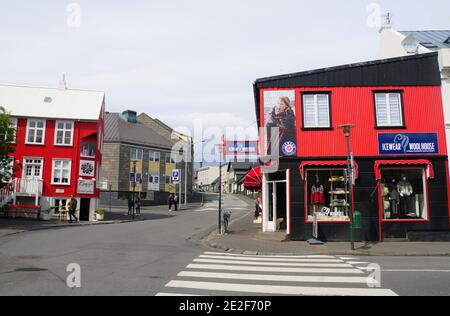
[1,1,449,161]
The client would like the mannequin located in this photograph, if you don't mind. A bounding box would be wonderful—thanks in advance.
[381,180,391,218]
[389,179,400,218]
[311,179,325,213]
[398,175,413,217]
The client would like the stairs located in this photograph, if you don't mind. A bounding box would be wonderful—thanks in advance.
[0,183,15,209]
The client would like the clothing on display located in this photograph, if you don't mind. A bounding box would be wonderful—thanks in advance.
[311,184,325,204]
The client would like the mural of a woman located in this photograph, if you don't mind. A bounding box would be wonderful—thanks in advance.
[265,95,297,155]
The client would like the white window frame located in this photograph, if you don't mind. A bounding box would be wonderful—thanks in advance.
[23,158,44,179]
[130,148,143,161]
[149,151,161,162]
[25,119,46,145]
[302,94,331,128]
[51,159,72,186]
[54,120,74,146]
[375,93,404,127]
[149,174,160,184]
[10,117,17,143]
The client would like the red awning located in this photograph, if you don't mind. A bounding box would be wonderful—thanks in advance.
[299,161,359,180]
[374,160,434,180]
[244,166,262,192]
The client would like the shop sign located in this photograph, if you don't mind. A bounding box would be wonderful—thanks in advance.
[224,141,258,156]
[78,180,95,195]
[378,133,439,155]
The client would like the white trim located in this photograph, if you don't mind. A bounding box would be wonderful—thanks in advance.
[25,119,46,145]
[22,157,44,179]
[303,94,330,128]
[375,93,403,127]
[51,159,72,186]
[54,120,74,146]
[130,148,144,161]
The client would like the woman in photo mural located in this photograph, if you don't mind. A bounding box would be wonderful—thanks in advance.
[265,96,296,155]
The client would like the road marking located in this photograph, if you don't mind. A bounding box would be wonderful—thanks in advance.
[199,255,344,263]
[166,280,398,296]
[155,292,204,296]
[193,258,353,268]
[178,271,370,284]
[186,264,364,274]
[339,257,360,260]
[203,252,334,259]
[347,261,370,265]
[382,269,450,273]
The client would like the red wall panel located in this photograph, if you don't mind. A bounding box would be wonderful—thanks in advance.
[260,86,447,158]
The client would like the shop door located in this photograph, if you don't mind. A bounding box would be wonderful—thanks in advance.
[80,198,90,221]
[267,183,277,232]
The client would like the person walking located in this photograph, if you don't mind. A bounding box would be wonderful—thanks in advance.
[174,194,179,211]
[128,196,133,215]
[135,196,141,215]
[67,196,78,223]
[254,196,262,220]
[168,193,175,211]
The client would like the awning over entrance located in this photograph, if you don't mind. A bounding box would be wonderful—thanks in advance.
[244,166,262,192]
[299,160,359,180]
[374,160,434,180]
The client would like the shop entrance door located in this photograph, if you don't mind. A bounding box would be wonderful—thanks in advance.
[80,198,90,221]
[265,179,288,233]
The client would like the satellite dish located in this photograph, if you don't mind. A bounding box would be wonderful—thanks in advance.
[402,34,420,54]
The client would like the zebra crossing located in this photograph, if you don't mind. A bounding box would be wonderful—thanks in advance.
[156,252,398,296]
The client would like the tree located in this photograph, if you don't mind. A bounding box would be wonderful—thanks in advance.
[0,106,16,186]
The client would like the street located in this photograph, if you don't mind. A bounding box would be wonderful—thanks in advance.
[1,194,449,296]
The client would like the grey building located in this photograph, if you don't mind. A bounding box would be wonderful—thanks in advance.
[100,110,193,206]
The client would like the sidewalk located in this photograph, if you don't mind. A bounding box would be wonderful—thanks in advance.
[0,202,202,239]
[204,211,450,257]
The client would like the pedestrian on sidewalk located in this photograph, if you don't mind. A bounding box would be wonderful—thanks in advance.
[67,196,78,223]
[135,196,141,215]
[128,196,133,215]
[168,193,175,211]
[174,194,179,211]
[254,195,262,220]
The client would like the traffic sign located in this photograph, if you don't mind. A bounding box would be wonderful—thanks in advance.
[171,169,180,183]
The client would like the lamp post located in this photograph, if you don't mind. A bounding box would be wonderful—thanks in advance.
[132,160,137,220]
[215,142,224,234]
[338,124,355,251]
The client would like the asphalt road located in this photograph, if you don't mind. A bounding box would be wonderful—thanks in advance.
[0,194,251,296]
[0,194,449,296]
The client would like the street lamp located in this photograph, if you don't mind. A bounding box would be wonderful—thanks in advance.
[338,124,355,251]
[132,160,137,220]
[215,143,224,234]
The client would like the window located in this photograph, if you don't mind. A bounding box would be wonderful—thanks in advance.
[54,121,74,146]
[165,176,171,184]
[52,159,72,185]
[149,151,160,162]
[380,168,428,221]
[375,92,404,127]
[130,172,142,184]
[1,117,17,142]
[23,158,43,179]
[149,174,160,184]
[165,154,175,164]
[81,142,96,158]
[130,148,143,161]
[54,199,68,215]
[26,119,46,144]
[302,94,331,128]
[306,169,350,222]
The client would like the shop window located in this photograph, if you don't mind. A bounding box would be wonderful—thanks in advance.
[302,94,331,129]
[81,142,96,158]
[54,199,68,215]
[380,168,428,220]
[374,92,404,127]
[306,169,350,222]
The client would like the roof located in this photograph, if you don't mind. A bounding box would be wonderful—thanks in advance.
[253,53,441,126]
[227,162,258,173]
[399,30,450,51]
[104,113,174,149]
[0,84,105,121]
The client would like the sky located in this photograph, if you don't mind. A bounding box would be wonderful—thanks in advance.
[1,0,449,162]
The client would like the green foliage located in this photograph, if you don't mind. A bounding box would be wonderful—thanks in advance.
[0,107,16,185]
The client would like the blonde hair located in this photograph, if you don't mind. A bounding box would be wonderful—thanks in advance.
[279,97,291,108]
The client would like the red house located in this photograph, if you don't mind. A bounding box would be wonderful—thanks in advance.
[253,53,450,241]
[0,80,105,221]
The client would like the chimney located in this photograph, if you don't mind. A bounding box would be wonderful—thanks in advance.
[58,74,68,91]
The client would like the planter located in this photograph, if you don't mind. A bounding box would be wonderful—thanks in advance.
[95,213,105,221]
[40,212,53,221]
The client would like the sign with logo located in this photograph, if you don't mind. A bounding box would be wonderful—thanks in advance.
[282,141,297,156]
[78,180,95,195]
[79,160,95,177]
[171,169,180,183]
[379,133,439,155]
[224,141,258,157]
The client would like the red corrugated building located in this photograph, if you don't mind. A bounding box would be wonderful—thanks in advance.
[253,53,450,241]
[0,79,105,221]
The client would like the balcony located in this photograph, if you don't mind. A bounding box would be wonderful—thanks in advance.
[14,178,43,196]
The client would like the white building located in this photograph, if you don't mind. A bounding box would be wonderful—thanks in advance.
[195,166,220,192]
[378,26,450,162]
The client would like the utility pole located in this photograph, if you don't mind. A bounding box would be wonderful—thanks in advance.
[132,161,137,220]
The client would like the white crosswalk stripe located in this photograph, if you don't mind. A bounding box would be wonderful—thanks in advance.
[156,252,398,296]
